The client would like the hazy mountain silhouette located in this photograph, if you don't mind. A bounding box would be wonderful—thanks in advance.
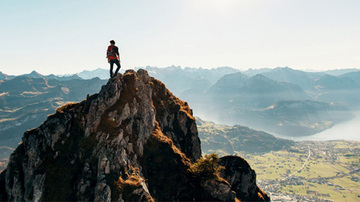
[206,73,309,108]
[0,72,14,80]
[259,67,324,90]
[314,74,359,90]
[181,69,358,136]
[0,70,83,81]
[324,68,360,76]
[340,70,360,86]
[309,74,360,107]
[241,67,272,76]
[139,66,239,96]
[0,75,107,149]
[76,68,112,79]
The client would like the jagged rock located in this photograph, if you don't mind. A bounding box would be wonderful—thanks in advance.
[201,179,236,201]
[219,155,270,201]
[0,70,268,201]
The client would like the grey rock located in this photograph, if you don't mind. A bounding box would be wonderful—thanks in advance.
[220,155,270,201]
[0,69,268,201]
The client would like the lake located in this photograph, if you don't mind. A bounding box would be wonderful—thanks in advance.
[276,111,360,142]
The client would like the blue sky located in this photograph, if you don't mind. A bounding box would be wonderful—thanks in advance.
[0,0,359,75]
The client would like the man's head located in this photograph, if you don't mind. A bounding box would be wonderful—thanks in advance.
[110,40,115,45]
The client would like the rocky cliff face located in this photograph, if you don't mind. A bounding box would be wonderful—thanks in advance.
[219,156,269,201]
[0,69,268,201]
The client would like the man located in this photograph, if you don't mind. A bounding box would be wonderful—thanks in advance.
[107,40,121,78]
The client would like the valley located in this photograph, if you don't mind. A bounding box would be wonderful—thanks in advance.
[199,121,360,201]
[246,141,360,201]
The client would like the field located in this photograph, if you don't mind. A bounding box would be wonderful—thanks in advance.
[241,141,360,201]
[198,120,360,201]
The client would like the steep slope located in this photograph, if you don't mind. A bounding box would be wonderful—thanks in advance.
[0,70,268,201]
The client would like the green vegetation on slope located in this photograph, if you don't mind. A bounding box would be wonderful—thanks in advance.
[197,118,294,155]
[188,153,224,181]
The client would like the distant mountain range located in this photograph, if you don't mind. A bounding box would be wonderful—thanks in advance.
[0,75,107,149]
[204,72,309,108]
[0,66,359,157]
[0,70,82,81]
[72,66,360,108]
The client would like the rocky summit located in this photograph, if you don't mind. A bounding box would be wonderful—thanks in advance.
[0,69,269,201]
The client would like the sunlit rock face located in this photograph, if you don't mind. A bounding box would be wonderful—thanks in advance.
[0,69,268,201]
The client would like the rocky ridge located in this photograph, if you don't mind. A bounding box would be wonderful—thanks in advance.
[0,69,268,201]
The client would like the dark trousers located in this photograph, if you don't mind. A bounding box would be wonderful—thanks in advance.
[110,59,121,77]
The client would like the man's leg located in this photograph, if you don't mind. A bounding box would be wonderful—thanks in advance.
[110,60,114,77]
[114,60,121,76]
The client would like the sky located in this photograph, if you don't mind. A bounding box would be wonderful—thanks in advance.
[0,0,359,75]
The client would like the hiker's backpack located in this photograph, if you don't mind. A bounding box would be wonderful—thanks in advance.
[107,46,117,58]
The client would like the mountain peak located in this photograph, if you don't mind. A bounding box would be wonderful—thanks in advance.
[0,69,268,201]
[29,70,42,76]
[0,71,8,80]
[252,73,271,80]
[274,66,291,70]
[30,70,39,74]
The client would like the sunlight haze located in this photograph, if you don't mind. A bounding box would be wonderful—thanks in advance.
[0,0,359,75]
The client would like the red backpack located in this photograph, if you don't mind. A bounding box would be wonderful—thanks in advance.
[107,46,118,59]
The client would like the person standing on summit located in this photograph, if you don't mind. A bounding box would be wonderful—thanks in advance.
[107,40,121,78]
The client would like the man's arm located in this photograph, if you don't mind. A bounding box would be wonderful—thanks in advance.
[116,47,120,63]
